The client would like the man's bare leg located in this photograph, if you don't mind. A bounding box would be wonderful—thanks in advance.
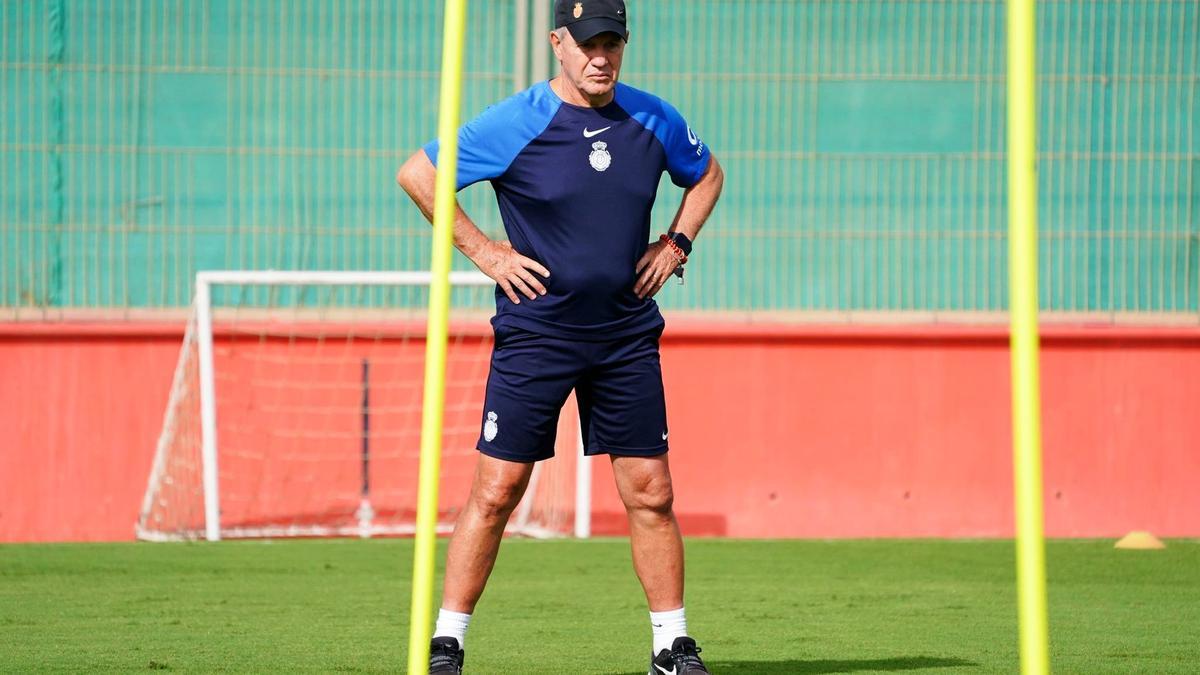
[612,453,708,671]
[610,453,684,611]
[440,454,535,613]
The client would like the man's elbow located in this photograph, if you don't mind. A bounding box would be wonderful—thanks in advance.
[397,149,436,192]
[706,155,725,192]
[395,156,418,193]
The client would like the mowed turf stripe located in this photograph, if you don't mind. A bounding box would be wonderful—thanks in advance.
[1,539,1197,673]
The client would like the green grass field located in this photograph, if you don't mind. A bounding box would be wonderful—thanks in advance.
[2,538,1197,673]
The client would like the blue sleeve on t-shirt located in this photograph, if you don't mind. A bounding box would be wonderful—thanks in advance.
[423,85,562,191]
[614,83,711,188]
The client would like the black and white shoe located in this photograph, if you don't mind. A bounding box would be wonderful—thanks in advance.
[428,636,464,674]
[649,636,709,674]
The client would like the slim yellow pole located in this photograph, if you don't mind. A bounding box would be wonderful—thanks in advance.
[1007,1,1050,673]
[407,0,467,672]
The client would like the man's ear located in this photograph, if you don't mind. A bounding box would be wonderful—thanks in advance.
[549,30,563,60]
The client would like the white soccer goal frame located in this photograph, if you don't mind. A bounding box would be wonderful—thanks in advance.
[142,270,591,542]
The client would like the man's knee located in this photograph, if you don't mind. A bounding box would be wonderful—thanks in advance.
[470,476,526,521]
[622,472,675,516]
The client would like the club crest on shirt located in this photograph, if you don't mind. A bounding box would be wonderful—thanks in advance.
[484,411,499,442]
[573,2,583,19]
[588,141,611,172]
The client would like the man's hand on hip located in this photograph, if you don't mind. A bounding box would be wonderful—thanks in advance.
[633,241,680,300]
[471,240,551,304]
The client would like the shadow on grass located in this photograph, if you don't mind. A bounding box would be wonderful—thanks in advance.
[619,655,976,674]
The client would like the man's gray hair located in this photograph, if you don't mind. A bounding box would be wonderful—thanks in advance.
[553,26,568,40]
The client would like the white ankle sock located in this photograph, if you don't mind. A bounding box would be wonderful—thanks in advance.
[434,608,471,649]
[650,607,688,655]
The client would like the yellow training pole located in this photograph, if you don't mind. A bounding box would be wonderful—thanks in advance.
[407,0,468,672]
[1007,0,1050,673]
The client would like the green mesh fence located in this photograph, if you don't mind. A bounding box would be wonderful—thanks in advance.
[2,1,1198,316]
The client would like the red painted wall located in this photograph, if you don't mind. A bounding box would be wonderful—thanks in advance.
[0,327,180,542]
[2,320,1198,542]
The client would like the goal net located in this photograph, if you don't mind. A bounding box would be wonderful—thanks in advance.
[136,271,587,541]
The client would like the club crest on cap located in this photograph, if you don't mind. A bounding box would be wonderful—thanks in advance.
[573,2,583,19]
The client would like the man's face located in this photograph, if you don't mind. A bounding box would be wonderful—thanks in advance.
[551,29,625,99]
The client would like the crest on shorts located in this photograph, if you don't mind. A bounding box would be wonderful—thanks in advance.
[588,141,611,172]
[483,411,499,442]
[573,2,583,19]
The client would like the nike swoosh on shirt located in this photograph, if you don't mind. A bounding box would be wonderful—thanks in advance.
[583,126,612,138]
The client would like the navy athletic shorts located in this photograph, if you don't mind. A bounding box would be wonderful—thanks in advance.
[476,324,669,463]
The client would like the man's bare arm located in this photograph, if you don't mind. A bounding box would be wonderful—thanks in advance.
[396,151,549,304]
[634,155,725,299]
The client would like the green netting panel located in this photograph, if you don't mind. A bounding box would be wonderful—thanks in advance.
[2,0,517,311]
[2,1,1198,314]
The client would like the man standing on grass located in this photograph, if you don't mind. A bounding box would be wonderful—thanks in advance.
[396,0,723,672]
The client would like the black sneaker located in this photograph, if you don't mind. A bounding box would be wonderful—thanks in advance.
[649,636,709,674]
[428,636,464,674]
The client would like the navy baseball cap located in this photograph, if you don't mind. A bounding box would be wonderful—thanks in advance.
[555,0,628,42]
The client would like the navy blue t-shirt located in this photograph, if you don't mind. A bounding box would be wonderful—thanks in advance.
[424,81,710,340]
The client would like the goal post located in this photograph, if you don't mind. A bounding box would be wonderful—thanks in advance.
[136,270,590,542]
